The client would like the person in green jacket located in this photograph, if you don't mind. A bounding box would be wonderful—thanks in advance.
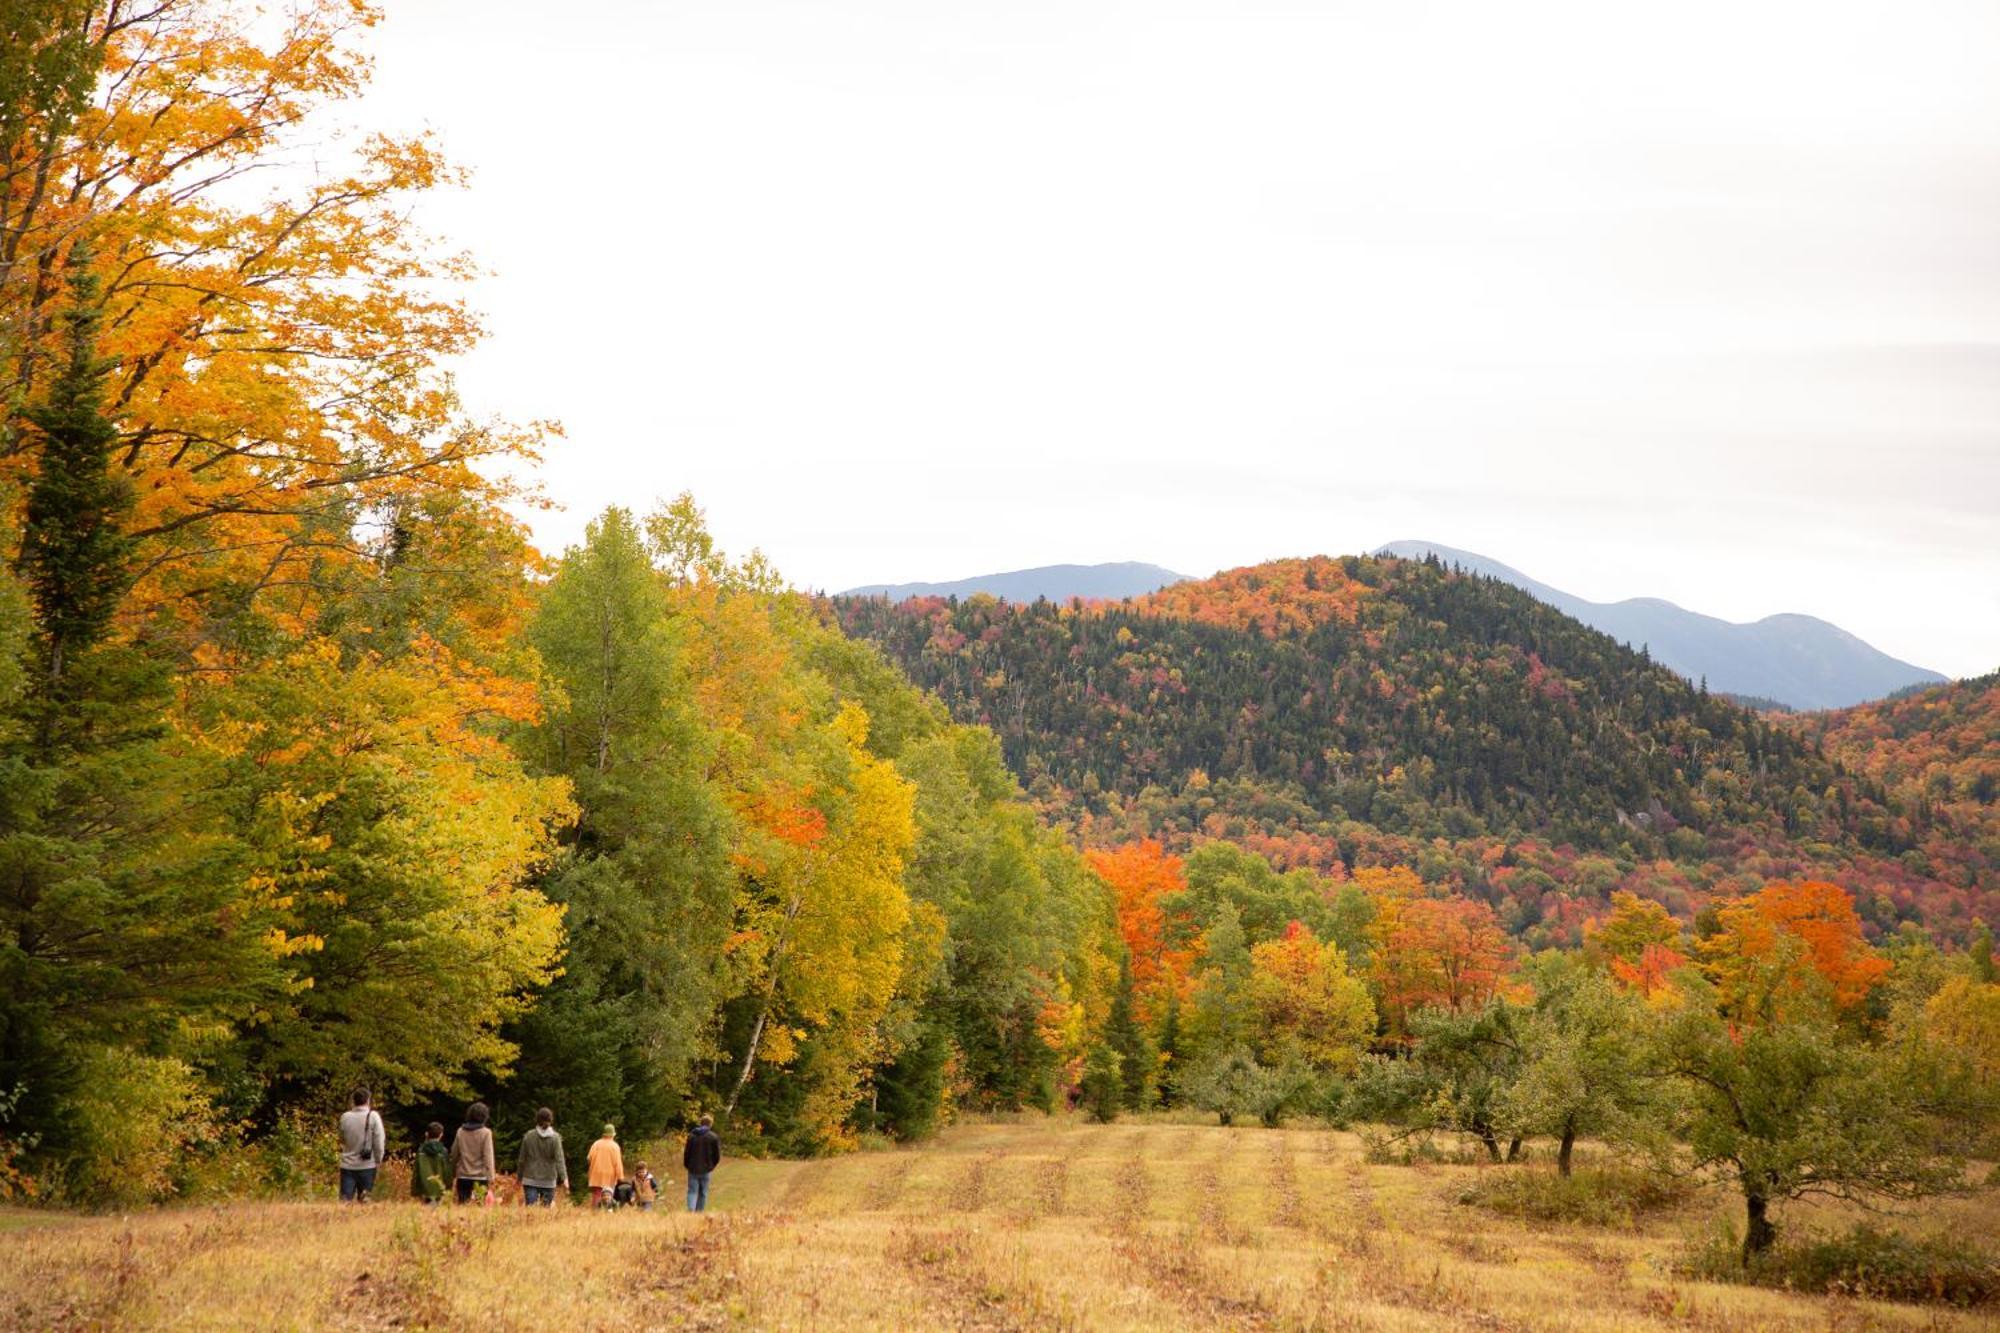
[516,1106,569,1206]
[411,1122,449,1204]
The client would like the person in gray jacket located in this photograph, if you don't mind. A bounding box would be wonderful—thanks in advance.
[516,1106,569,1206]
[337,1087,387,1202]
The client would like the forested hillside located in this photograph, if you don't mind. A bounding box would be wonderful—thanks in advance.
[831,556,1998,944]
[1779,673,2000,894]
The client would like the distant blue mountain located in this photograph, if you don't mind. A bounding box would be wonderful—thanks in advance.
[841,561,1190,604]
[1376,540,1946,711]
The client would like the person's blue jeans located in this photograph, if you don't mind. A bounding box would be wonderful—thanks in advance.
[687,1172,711,1212]
[523,1184,556,1206]
[339,1167,378,1202]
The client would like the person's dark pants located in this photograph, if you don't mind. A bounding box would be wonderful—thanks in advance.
[687,1172,710,1212]
[523,1184,556,1206]
[455,1177,485,1204]
[339,1167,377,1202]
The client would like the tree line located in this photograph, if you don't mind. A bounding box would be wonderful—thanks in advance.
[1080,839,1997,1261]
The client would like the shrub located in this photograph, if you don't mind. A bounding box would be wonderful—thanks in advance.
[1457,1162,1695,1227]
[0,1083,38,1201]
[235,1110,341,1199]
[1680,1223,2000,1308]
[60,1047,222,1206]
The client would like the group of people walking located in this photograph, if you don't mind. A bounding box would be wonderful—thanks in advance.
[336,1088,722,1212]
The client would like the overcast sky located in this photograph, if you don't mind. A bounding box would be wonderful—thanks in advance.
[347,0,1999,677]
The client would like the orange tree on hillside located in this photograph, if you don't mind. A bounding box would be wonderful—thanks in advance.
[1697,881,1891,1026]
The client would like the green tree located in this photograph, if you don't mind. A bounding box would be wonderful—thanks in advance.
[15,260,131,699]
[0,262,279,1182]
[1169,842,1337,947]
[1180,1044,1306,1127]
[1183,902,1254,1059]
[885,724,1106,1112]
[1353,1000,1525,1162]
[514,507,732,1140]
[1497,953,1657,1175]
[1079,1043,1123,1123]
[1104,953,1157,1111]
[1653,1005,1977,1260]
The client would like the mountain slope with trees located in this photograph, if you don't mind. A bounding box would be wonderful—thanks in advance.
[1376,540,1947,709]
[830,555,1997,943]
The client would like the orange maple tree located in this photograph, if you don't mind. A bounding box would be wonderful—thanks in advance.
[1370,893,1513,1038]
[1085,840,1195,1012]
[1698,880,1890,1024]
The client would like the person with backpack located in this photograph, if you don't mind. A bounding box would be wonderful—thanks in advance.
[411,1122,449,1204]
[586,1123,624,1209]
[337,1087,387,1202]
[449,1101,498,1204]
[516,1106,568,1207]
[682,1114,721,1213]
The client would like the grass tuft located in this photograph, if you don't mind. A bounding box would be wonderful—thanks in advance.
[1456,1162,1696,1227]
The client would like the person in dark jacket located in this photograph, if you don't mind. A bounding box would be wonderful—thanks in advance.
[682,1114,721,1212]
[411,1122,449,1204]
[516,1106,568,1206]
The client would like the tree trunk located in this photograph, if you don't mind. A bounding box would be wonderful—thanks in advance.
[723,999,771,1119]
[1742,1191,1775,1262]
[723,894,807,1118]
[1505,1135,1523,1163]
[1477,1129,1501,1162]
[1557,1125,1575,1177]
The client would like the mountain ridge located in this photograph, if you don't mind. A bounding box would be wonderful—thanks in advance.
[1376,540,1945,710]
[841,561,1191,604]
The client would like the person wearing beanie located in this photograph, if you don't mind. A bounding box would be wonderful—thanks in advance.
[586,1123,624,1208]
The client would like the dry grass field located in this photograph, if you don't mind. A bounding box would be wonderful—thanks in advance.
[3,1117,1993,1331]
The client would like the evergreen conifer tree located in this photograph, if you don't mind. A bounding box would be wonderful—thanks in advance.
[17,258,133,702]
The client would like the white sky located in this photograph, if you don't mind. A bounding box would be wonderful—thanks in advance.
[346,0,2000,677]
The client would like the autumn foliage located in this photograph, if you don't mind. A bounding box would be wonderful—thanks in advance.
[1086,840,1195,1009]
[1127,556,1372,637]
[1371,895,1515,1037]
[1699,881,1892,1024]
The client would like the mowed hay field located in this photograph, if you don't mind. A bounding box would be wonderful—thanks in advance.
[3,1118,1994,1331]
